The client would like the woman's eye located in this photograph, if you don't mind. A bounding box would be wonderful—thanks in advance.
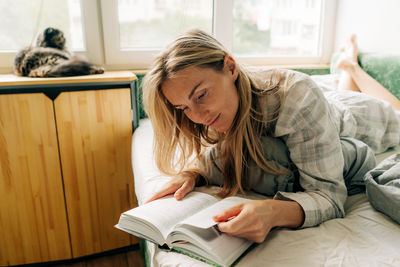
[182,107,191,115]
[180,106,189,112]
[197,90,207,100]
[175,106,188,112]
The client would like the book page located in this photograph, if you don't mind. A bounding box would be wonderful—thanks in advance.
[168,196,253,267]
[122,191,217,241]
[177,196,251,229]
[170,224,252,267]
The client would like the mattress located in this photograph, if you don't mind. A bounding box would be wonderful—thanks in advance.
[131,74,400,266]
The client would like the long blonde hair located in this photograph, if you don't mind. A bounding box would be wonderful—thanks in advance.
[143,29,287,197]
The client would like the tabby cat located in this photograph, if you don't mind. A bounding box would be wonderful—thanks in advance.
[14,27,104,77]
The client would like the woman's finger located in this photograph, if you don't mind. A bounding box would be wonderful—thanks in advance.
[217,207,252,235]
[213,204,243,222]
[144,182,179,204]
[174,181,193,200]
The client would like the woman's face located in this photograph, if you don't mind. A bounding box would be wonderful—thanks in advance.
[161,56,239,133]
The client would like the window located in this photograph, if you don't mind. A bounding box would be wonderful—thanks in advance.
[103,0,336,68]
[231,0,334,65]
[0,0,102,71]
[0,0,336,72]
[101,0,214,68]
[0,0,84,51]
[117,0,213,49]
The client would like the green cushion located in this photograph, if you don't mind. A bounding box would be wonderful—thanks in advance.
[135,73,147,120]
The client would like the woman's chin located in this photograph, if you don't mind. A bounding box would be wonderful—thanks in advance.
[211,124,229,133]
[212,127,223,133]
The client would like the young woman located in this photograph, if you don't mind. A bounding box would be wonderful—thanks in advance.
[142,29,400,243]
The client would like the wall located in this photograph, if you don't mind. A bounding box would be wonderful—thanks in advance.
[334,0,400,53]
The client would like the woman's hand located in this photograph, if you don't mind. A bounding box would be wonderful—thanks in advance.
[213,199,304,243]
[144,171,198,204]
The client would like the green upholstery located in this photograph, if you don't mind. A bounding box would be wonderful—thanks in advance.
[135,73,147,120]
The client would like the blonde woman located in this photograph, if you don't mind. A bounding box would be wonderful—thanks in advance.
[142,29,400,243]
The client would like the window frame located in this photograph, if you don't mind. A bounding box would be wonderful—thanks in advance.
[101,0,337,69]
[216,0,337,66]
[100,0,161,69]
[0,0,103,73]
[0,0,337,73]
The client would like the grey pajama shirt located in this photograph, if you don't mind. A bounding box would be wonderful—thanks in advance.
[200,71,400,228]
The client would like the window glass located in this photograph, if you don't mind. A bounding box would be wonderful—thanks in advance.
[233,0,322,56]
[118,0,213,49]
[0,0,84,52]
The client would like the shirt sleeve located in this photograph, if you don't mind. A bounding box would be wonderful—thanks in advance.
[273,72,348,228]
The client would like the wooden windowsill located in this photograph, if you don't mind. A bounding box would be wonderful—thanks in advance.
[0,64,330,84]
[0,71,136,87]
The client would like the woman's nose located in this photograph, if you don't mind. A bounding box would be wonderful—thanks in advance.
[188,105,209,125]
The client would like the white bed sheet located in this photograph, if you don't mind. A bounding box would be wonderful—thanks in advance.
[132,75,400,267]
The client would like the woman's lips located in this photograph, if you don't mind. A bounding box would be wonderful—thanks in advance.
[209,114,220,127]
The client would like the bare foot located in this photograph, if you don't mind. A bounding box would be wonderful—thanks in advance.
[336,34,358,71]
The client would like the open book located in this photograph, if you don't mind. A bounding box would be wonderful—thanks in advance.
[116,191,253,267]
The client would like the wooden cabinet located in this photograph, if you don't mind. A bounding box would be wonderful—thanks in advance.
[0,72,139,266]
[0,93,71,265]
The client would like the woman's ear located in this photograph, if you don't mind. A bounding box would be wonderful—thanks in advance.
[224,55,239,81]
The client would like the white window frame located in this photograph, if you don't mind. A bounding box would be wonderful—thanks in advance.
[233,0,338,66]
[100,0,161,69]
[101,0,337,69]
[0,0,103,73]
[0,0,337,73]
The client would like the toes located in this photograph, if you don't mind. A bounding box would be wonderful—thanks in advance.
[349,34,356,43]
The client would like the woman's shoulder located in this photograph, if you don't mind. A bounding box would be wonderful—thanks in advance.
[282,70,323,99]
[253,68,320,103]
[249,67,313,88]
[284,69,315,87]
[248,66,308,77]
[250,68,323,120]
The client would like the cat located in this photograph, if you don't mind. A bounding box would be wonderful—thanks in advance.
[14,27,104,77]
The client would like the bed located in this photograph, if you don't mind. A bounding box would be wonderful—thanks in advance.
[130,73,400,267]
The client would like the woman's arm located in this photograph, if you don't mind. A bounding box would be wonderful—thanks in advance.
[273,72,348,227]
[210,72,350,243]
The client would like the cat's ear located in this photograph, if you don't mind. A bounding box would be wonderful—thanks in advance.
[44,27,57,38]
[45,27,54,34]
[36,30,45,47]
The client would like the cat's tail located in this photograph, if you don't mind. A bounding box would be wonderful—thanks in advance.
[45,57,104,77]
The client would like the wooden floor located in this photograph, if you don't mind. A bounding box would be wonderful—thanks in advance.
[20,246,145,267]
[54,249,144,267]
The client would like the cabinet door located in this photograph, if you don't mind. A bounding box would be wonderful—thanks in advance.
[0,93,71,266]
[54,89,138,257]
